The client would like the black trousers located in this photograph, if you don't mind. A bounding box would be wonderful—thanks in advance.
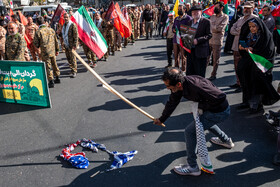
[186,50,207,78]
[167,38,173,66]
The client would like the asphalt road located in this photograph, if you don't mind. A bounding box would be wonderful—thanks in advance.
[1,37,280,187]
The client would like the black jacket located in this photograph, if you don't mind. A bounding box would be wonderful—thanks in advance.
[187,17,212,58]
[159,75,228,123]
[160,10,168,24]
[142,9,154,22]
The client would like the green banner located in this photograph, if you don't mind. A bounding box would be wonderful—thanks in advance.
[0,61,51,108]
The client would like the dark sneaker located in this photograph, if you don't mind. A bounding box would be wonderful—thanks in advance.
[248,105,264,114]
[48,80,55,88]
[210,137,234,149]
[273,153,280,166]
[234,87,242,93]
[173,164,201,176]
[71,73,77,78]
[229,83,240,88]
[54,76,61,84]
[237,102,249,110]
[208,76,216,81]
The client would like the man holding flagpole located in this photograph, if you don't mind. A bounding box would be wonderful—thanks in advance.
[62,12,78,78]
[154,67,234,176]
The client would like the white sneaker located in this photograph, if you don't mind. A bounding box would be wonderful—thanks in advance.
[173,164,201,176]
[210,137,234,149]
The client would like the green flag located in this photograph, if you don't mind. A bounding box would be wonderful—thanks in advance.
[248,50,273,73]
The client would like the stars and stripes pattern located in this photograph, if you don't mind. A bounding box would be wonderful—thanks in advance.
[60,140,89,169]
[60,139,137,171]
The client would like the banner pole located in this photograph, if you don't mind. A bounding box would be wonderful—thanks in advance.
[73,50,165,127]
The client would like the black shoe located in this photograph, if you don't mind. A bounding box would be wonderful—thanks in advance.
[54,76,61,84]
[237,102,249,110]
[234,87,242,93]
[229,83,240,88]
[273,154,280,166]
[248,105,263,114]
[48,80,54,88]
[208,76,216,81]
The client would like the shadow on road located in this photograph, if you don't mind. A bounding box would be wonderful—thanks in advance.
[0,102,45,115]
[102,67,163,78]
[88,94,168,112]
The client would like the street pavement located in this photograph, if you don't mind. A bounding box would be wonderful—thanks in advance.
[0,37,280,187]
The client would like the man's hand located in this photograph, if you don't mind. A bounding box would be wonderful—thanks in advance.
[153,119,163,126]
[193,39,198,45]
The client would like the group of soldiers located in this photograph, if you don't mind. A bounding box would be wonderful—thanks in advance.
[0,3,166,88]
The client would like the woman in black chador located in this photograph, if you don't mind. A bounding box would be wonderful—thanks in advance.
[237,17,280,113]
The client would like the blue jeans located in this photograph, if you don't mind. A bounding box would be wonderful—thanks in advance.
[184,106,230,167]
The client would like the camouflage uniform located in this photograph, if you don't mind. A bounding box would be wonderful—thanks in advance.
[114,27,122,51]
[0,26,6,60]
[124,13,135,46]
[5,33,26,61]
[33,25,60,81]
[62,22,78,74]
[16,21,30,61]
[79,39,97,64]
[153,8,159,33]
[25,23,41,61]
[106,21,115,56]
[100,20,114,59]
[57,24,65,52]
[133,10,141,40]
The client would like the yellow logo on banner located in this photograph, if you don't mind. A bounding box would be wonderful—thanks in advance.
[2,89,21,100]
[29,79,44,96]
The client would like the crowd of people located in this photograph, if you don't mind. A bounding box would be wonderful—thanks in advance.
[157,0,280,176]
[1,0,280,176]
[0,3,167,87]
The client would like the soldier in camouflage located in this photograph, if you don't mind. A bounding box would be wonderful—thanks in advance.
[100,12,112,60]
[33,16,60,88]
[124,7,135,47]
[80,39,97,68]
[132,7,141,40]
[62,13,79,78]
[5,22,26,61]
[25,16,40,61]
[0,25,6,60]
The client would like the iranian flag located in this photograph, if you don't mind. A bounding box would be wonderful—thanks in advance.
[248,50,273,73]
[71,6,108,59]
[176,27,190,53]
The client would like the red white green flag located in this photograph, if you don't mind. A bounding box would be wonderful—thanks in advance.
[176,27,191,53]
[71,6,108,59]
[248,50,273,73]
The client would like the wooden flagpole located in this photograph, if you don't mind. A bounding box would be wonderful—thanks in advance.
[73,50,165,127]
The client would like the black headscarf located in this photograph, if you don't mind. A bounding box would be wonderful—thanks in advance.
[239,17,275,63]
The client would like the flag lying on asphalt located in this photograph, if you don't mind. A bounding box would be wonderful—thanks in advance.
[60,139,137,171]
[71,6,108,59]
[248,50,273,73]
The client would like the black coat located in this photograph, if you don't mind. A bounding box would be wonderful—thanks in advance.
[187,17,212,58]
[238,17,279,106]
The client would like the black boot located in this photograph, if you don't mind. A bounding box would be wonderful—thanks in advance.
[48,80,55,88]
[54,76,61,84]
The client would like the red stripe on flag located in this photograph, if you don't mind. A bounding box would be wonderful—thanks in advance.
[18,11,28,25]
[71,18,105,59]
